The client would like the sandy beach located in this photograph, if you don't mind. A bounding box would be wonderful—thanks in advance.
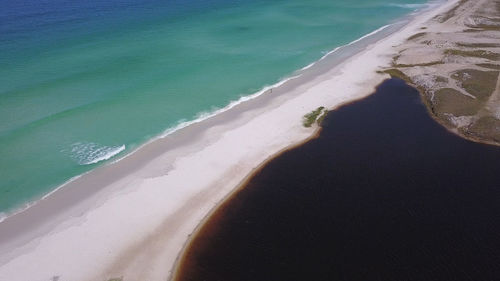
[0,1,460,280]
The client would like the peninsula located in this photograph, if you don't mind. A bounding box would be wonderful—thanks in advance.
[2,1,497,281]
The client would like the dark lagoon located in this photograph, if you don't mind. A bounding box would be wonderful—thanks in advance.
[175,79,500,281]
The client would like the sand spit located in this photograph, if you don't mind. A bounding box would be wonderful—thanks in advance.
[0,1,460,281]
[385,0,500,145]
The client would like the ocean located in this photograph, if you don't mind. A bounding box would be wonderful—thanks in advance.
[0,0,429,216]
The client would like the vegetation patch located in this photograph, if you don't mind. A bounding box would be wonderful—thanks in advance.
[303,106,326,127]
[433,88,482,117]
[392,61,444,68]
[456,42,500,48]
[407,32,427,41]
[316,109,328,125]
[383,69,412,84]
[107,278,123,281]
[451,69,498,99]
[474,24,500,31]
[465,16,500,29]
[477,63,500,70]
[444,49,500,61]
[391,54,401,64]
[464,116,500,142]
[434,0,468,23]
[435,76,449,83]
[462,28,483,33]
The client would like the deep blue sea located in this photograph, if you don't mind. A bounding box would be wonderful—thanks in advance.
[0,0,429,216]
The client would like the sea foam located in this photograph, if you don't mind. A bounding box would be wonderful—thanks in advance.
[0,17,413,224]
[388,3,427,9]
[69,142,126,165]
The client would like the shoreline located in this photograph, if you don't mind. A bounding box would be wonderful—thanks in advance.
[383,0,500,146]
[169,1,462,278]
[172,78,500,281]
[168,85,376,281]
[0,1,439,226]
[0,1,461,280]
[167,124,323,281]
[0,10,405,238]
[414,83,500,147]
[0,22,391,226]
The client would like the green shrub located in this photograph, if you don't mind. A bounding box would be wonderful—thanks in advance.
[303,107,326,127]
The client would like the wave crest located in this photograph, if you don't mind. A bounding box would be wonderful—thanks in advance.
[69,142,125,165]
[387,3,427,9]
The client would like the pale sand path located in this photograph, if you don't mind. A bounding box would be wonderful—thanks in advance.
[487,72,500,118]
[0,1,460,280]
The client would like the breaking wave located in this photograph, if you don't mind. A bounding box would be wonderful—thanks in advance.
[69,142,126,165]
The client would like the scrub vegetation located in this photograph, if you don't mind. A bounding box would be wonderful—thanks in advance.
[303,107,327,127]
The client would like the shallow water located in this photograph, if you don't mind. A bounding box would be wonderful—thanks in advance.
[176,79,500,281]
[0,0,429,214]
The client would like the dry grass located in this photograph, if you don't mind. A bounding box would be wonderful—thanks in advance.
[435,76,449,83]
[407,32,427,41]
[475,25,500,31]
[434,0,469,22]
[451,69,499,99]
[444,49,500,61]
[392,61,444,68]
[456,42,500,48]
[383,69,412,84]
[386,0,500,145]
[463,116,500,142]
[433,88,481,116]
[462,28,483,33]
[477,63,500,70]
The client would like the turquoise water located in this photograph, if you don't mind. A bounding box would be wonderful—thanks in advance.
[0,0,429,215]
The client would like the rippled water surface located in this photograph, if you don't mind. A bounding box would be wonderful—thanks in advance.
[0,0,427,214]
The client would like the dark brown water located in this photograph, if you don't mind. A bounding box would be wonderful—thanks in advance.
[175,79,500,281]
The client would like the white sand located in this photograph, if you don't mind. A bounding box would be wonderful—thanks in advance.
[0,1,460,280]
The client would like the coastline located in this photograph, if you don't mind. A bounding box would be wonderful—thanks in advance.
[0,1,461,280]
[0,21,391,227]
[173,78,500,281]
[383,0,500,146]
